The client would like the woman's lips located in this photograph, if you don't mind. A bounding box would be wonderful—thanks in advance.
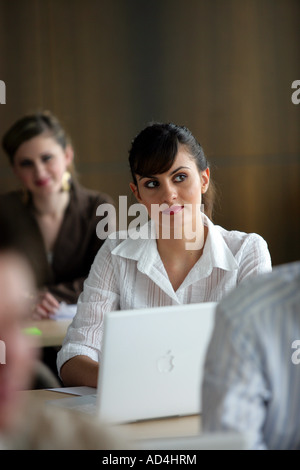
[162,205,184,215]
[35,178,50,187]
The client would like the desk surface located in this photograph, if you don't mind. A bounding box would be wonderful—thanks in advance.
[27,319,71,347]
[23,389,201,441]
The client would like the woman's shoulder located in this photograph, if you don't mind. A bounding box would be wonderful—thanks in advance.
[95,227,151,261]
[73,182,114,206]
[216,223,265,240]
[99,229,136,250]
[213,221,269,252]
[210,222,271,272]
[0,189,23,204]
[69,182,115,224]
[0,191,31,217]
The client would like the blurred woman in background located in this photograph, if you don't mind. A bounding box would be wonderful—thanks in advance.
[1,110,114,319]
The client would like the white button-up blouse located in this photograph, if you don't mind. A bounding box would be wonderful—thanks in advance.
[57,215,272,374]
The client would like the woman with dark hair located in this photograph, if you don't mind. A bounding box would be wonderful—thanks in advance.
[58,122,272,387]
[128,122,216,220]
[1,111,114,319]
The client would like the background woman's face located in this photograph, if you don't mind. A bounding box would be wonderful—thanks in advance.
[13,134,72,197]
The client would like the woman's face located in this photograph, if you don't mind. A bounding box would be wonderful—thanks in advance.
[12,133,73,197]
[130,146,210,233]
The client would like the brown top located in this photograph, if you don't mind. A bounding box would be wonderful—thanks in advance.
[0,182,114,303]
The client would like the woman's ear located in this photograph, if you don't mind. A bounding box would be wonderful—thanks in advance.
[201,168,210,193]
[129,182,141,202]
[64,145,74,167]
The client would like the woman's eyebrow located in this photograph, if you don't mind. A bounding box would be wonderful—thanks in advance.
[138,174,157,181]
[169,166,190,176]
[138,166,190,181]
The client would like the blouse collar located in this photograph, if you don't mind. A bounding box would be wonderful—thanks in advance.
[111,214,238,278]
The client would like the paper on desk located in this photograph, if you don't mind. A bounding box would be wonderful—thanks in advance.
[46,386,97,396]
[53,302,77,321]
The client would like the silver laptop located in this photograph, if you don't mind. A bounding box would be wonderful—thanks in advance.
[135,432,249,450]
[49,302,217,424]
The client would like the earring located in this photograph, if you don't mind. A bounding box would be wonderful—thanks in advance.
[61,171,71,192]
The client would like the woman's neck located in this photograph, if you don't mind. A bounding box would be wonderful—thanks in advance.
[32,191,70,217]
[156,226,208,292]
[157,225,207,261]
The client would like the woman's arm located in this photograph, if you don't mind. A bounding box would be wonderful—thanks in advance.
[47,277,87,305]
[60,355,99,388]
[56,237,120,385]
[237,233,272,283]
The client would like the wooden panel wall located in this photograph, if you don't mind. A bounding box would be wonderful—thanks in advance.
[0,0,299,266]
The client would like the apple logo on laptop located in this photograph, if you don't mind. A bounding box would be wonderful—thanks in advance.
[157,350,174,373]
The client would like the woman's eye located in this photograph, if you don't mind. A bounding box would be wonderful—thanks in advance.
[145,180,158,188]
[174,173,187,182]
[19,160,33,168]
[42,154,53,163]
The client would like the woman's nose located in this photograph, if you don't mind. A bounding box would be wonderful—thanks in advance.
[161,182,177,205]
[34,162,46,178]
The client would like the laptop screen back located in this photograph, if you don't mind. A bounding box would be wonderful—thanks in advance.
[97,302,217,423]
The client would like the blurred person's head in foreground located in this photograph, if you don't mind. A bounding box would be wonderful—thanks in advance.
[0,250,36,432]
